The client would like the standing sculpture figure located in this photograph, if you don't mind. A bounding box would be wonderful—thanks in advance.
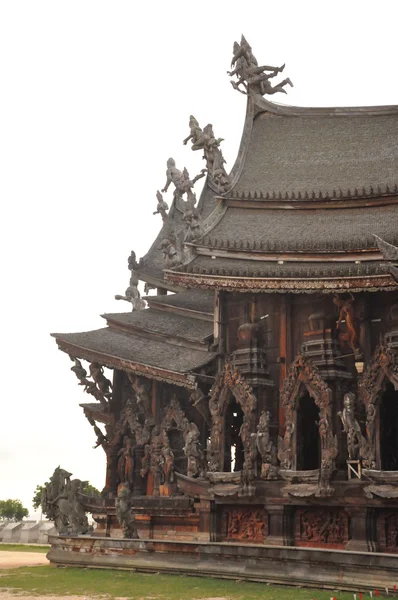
[161,432,174,485]
[333,293,360,356]
[183,422,204,478]
[255,411,278,479]
[338,392,363,461]
[116,484,138,539]
[153,190,169,221]
[117,436,135,486]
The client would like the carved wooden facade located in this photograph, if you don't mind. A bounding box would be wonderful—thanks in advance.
[52,38,398,561]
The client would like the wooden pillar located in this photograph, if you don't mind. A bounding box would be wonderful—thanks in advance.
[146,379,159,497]
[209,501,222,542]
[345,507,373,552]
[279,295,291,436]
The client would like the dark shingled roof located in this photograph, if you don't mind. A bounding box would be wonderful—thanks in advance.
[103,308,212,343]
[233,111,398,198]
[175,255,391,279]
[146,289,214,315]
[199,204,398,252]
[54,328,216,374]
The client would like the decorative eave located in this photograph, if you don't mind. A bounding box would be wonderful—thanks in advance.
[226,190,398,206]
[164,270,397,294]
[54,337,205,389]
[251,94,398,117]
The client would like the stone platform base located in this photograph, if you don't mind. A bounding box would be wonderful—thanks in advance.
[48,535,398,591]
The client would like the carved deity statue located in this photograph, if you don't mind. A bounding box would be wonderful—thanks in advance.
[70,357,110,406]
[117,436,135,485]
[338,392,363,460]
[183,116,230,192]
[183,206,204,242]
[333,293,361,357]
[115,275,146,311]
[228,35,293,96]
[41,467,90,535]
[160,431,174,485]
[183,422,204,478]
[160,238,181,268]
[161,157,206,207]
[115,250,146,311]
[153,190,169,221]
[278,421,294,470]
[115,484,138,539]
[89,362,112,398]
[255,411,278,480]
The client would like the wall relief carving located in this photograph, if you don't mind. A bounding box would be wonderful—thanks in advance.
[297,508,347,548]
[223,507,265,543]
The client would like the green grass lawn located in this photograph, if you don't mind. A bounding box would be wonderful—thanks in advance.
[0,565,358,599]
[0,543,49,553]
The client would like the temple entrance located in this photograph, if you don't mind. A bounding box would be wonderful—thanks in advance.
[224,397,244,472]
[380,382,398,471]
[168,427,187,475]
[296,392,320,471]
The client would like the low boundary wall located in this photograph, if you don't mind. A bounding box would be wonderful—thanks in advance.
[48,535,398,591]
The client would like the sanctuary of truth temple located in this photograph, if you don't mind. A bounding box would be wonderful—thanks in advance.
[46,38,398,587]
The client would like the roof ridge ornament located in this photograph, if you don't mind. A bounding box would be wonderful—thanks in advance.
[228,35,293,97]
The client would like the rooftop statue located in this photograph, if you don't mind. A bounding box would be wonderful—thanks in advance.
[228,35,293,96]
[115,250,146,311]
[153,190,169,221]
[161,157,206,209]
[183,116,230,193]
[183,206,204,243]
[160,238,182,268]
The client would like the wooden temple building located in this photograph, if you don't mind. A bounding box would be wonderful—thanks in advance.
[49,38,398,586]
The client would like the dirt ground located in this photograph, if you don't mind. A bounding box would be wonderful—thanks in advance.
[0,551,49,569]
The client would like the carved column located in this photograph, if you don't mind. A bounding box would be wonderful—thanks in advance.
[104,447,119,497]
[195,500,211,540]
[345,507,371,552]
[209,501,222,542]
[264,504,293,546]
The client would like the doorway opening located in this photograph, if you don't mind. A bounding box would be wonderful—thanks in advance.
[380,382,398,471]
[224,397,244,472]
[296,391,320,470]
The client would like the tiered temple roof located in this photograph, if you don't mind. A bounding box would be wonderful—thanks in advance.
[53,290,216,387]
[54,42,398,381]
[161,98,398,294]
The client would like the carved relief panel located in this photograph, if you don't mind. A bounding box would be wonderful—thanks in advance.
[295,508,348,549]
[222,506,267,544]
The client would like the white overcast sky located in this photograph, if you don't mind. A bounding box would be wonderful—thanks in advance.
[1,0,398,517]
